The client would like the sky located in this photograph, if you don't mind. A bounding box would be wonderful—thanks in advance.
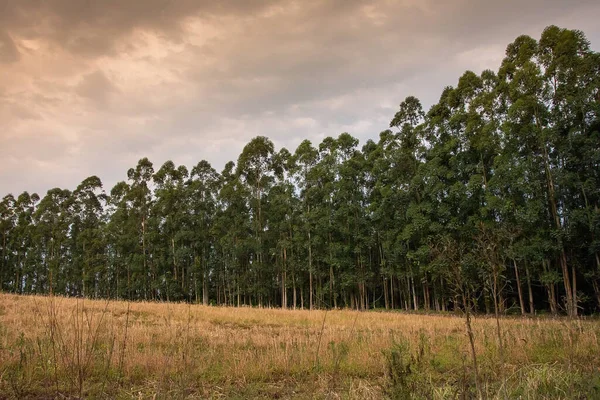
[1,0,599,197]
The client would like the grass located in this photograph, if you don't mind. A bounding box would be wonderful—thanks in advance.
[0,293,599,399]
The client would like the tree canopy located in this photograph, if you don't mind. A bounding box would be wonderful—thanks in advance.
[1,26,599,316]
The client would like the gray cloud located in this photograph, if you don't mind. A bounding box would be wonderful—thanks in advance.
[1,0,599,196]
[0,30,19,63]
[76,70,118,108]
[0,0,275,56]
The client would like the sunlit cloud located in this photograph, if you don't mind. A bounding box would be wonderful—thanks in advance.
[1,0,599,196]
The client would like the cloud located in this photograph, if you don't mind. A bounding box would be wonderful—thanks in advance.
[0,0,276,58]
[0,0,599,196]
[0,30,19,63]
[76,70,118,108]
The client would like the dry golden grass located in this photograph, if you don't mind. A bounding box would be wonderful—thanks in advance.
[1,293,599,399]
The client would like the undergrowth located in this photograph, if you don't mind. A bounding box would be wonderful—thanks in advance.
[1,293,599,399]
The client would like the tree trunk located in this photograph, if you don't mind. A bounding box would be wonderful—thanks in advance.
[390,274,395,309]
[383,277,389,310]
[423,275,431,312]
[202,249,209,306]
[291,245,297,309]
[513,259,526,316]
[293,268,297,310]
[141,216,147,300]
[596,251,600,297]
[1,231,5,292]
[309,270,313,310]
[543,259,557,315]
[307,202,314,310]
[493,269,505,367]
[592,279,600,312]
[525,262,535,315]
[172,237,177,282]
[572,261,577,317]
[282,246,287,309]
[308,226,313,310]
[411,273,418,311]
[539,114,575,317]
[549,283,557,315]
[330,264,335,308]
[462,291,482,400]
[318,275,322,309]
[405,276,411,310]
[441,278,447,312]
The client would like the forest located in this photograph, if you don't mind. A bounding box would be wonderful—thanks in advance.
[1,25,599,317]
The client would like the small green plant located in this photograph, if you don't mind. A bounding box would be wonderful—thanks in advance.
[384,339,415,399]
[5,332,36,398]
[500,363,600,399]
[30,296,113,398]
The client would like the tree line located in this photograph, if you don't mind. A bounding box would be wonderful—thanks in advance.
[1,26,599,316]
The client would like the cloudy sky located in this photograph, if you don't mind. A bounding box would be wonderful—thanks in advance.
[1,0,599,196]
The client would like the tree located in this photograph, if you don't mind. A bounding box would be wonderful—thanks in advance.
[188,160,220,304]
[1,25,599,316]
[236,136,275,307]
[126,158,154,300]
[71,176,106,297]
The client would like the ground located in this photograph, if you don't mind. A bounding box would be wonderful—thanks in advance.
[0,293,599,399]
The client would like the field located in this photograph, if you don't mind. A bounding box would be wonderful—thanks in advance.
[1,294,599,399]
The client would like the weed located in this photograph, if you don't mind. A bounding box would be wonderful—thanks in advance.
[0,293,599,398]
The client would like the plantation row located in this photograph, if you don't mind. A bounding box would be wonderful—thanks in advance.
[1,26,599,315]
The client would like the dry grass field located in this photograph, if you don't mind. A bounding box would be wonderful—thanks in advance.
[1,293,599,399]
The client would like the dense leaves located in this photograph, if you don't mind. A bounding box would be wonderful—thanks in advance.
[1,26,599,315]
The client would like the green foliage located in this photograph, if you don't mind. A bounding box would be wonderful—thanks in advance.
[384,339,416,399]
[0,25,599,316]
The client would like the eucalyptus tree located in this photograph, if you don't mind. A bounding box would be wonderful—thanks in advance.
[497,31,585,316]
[292,139,319,309]
[1,24,599,315]
[125,158,154,300]
[153,161,189,300]
[362,138,389,307]
[390,96,428,310]
[215,161,252,306]
[369,127,415,310]
[417,85,479,311]
[364,134,393,308]
[105,181,133,298]
[265,147,297,308]
[236,136,276,306]
[333,133,370,309]
[12,192,40,294]
[453,70,508,317]
[71,176,106,297]
[188,160,221,304]
[33,188,74,294]
[537,26,600,312]
[0,194,16,291]
[311,136,339,308]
